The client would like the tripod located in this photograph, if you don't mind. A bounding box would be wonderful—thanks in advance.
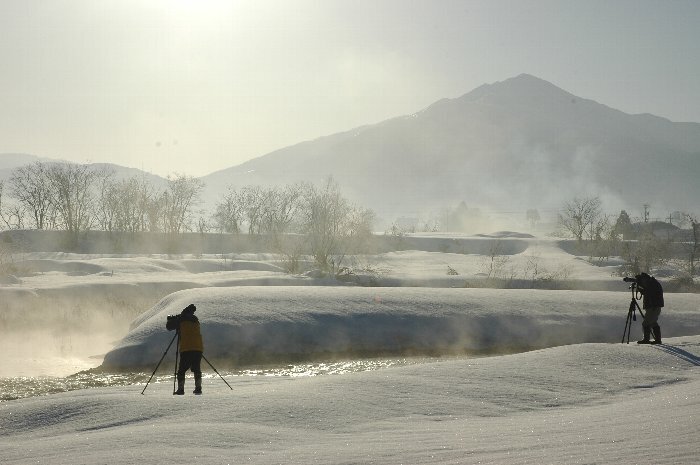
[141,332,178,395]
[141,332,233,394]
[621,283,646,344]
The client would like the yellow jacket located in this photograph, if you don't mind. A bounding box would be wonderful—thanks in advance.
[179,317,203,352]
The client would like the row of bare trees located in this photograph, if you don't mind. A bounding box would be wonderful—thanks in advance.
[558,196,699,278]
[212,178,375,272]
[0,162,204,244]
[1,162,375,272]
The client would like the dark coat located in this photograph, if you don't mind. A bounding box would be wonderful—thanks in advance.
[166,311,204,352]
[178,313,203,352]
[638,274,664,308]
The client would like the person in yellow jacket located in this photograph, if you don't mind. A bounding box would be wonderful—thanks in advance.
[167,304,204,395]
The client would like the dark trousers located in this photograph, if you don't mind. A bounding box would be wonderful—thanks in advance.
[178,351,202,376]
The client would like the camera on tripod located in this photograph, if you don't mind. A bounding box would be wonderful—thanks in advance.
[623,275,647,293]
[166,314,181,331]
[165,304,195,331]
[621,276,645,343]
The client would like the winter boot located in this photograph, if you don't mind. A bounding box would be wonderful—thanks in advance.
[637,326,651,344]
[193,373,202,395]
[174,374,185,395]
[650,324,662,345]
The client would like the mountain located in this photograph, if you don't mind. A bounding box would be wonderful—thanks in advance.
[89,163,169,188]
[0,153,62,183]
[0,155,168,191]
[4,75,699,225]
[202,74,700,219]
[0,153,63,171]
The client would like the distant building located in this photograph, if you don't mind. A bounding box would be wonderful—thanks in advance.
[631,221,681,240]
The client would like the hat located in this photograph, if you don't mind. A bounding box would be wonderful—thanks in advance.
[182,304,196,314]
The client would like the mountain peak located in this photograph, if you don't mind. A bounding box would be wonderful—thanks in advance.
[434,74,585,118]
[491,73,575,98]
[449,74,577,111]
[510,73,553,83]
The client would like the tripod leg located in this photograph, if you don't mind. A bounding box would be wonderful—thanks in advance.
[141,333,178,395]
[622,298,639,344]
[173,333,180,394]
[622,308,632,344]
[202,354,233,390]
[627,313,634,344]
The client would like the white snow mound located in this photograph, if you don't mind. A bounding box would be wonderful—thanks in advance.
[102,286,700,368]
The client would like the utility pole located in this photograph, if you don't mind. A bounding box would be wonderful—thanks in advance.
[643,204,650,223]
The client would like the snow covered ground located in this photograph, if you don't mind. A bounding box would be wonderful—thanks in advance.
[2,337,699,464]
[2,235,699,463]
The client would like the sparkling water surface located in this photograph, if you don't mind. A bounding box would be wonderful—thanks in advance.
[1,358,432,402]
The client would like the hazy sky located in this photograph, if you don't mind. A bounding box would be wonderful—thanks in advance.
[1,0,699,177]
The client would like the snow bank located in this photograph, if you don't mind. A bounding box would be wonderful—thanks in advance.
[3,336,700,464]
[102,286,700,369]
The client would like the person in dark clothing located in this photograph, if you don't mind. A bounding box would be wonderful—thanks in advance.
[166,304,204,394]
[635,273,664,345]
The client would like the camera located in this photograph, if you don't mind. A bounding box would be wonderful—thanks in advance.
[623,277,641,294]
[166,314,181,331]
[165,305,195,331]
[623,275,646,293]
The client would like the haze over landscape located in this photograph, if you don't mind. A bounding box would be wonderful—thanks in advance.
[4,73,700,223]
[1,2,700,464]
[2,1,700,177]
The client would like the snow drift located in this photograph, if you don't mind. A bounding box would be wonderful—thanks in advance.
[101,286,700,369]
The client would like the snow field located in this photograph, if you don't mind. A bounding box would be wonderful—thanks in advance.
[2,336,699,464]
[3,236,700,463]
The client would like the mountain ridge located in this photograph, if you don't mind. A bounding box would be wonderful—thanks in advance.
[202,74,700,216]
[3,74,699,220]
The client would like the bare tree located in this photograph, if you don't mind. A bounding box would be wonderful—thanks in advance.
[96,172,118,232]
[682,213,699,276]
[9,162,54,230]
[238,185,265,235]
[47,163,105,241]
[523,251,544,288]
[160,174,204,234]
[558,196,603,243]
[620,228,669,275]
[126,176,156,233]
[302,178,374,273]
[0,181,7,229]
[98,175,156,233]
[216,183,308,236]
[261,184,306,238]
[0,181,27,230]
[145,194,165,233]
[213,187,244,234]
[589,213,610,242]
[479,240,511,280]
[303,178,350,270]
[196,216,210,234]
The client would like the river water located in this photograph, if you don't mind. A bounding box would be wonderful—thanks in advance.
[1,358,429,402]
